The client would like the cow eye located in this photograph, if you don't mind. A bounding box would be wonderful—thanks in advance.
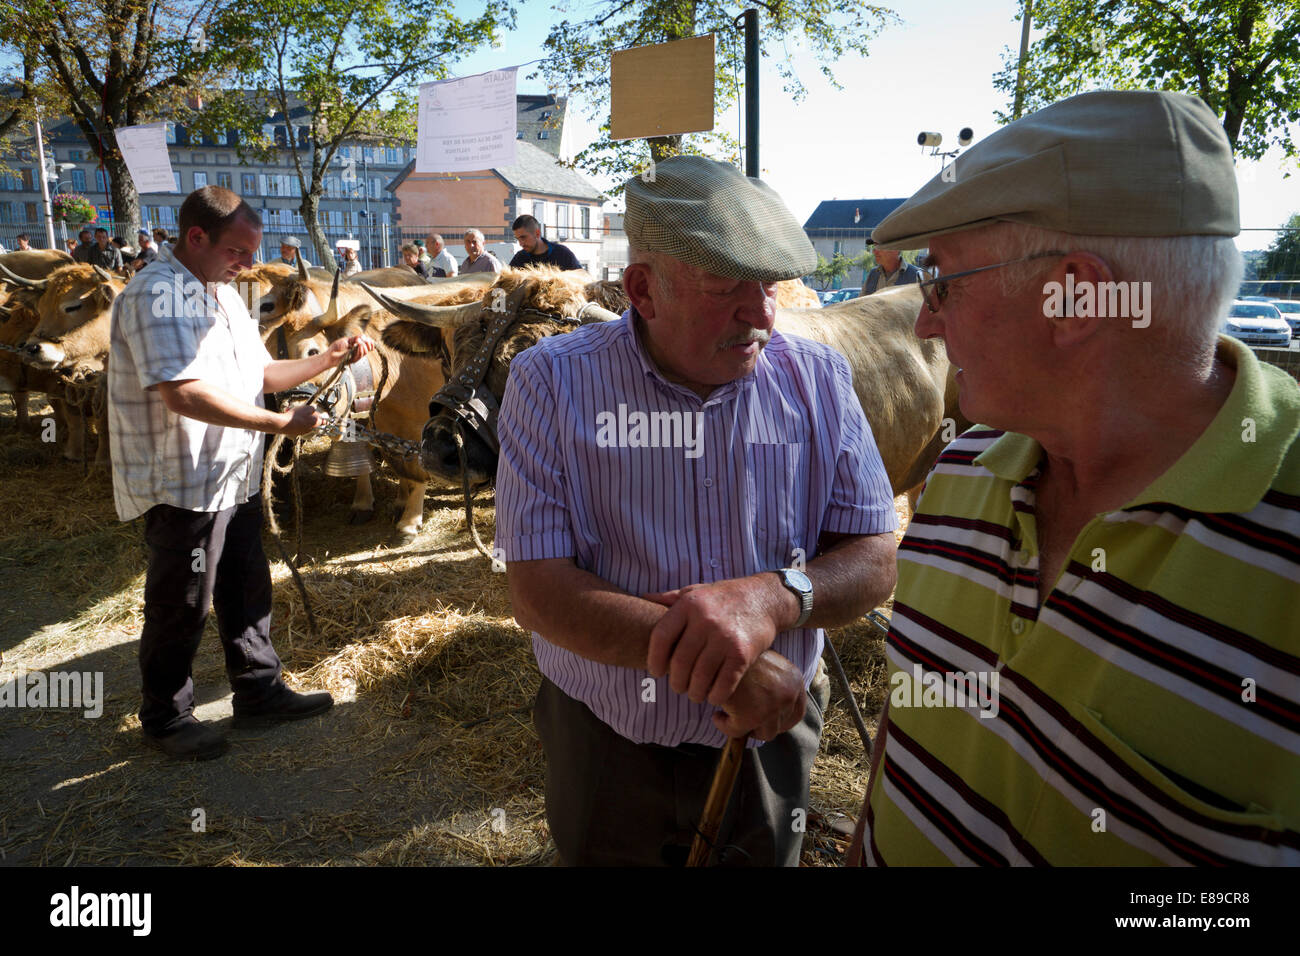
[65,303,83,312]
[306,347,320,356]
[260,302,275,314]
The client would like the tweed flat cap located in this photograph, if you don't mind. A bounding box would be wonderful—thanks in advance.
[624,155,817,282]
[873,90,1239,250]
[280,235,302,248]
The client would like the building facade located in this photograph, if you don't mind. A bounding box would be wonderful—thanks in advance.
[803,198,910,289]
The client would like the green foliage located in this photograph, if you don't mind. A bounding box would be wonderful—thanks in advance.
[994,1,1300,162]
[209,0,511,260]
[812,252,852,290]
[1258,212,1300,279]
[538,0,899,187]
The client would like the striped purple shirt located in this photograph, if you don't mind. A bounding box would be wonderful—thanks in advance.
[496,310,897,747]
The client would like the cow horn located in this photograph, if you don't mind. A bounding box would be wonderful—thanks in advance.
[93,264,114,283]
[0,261,48,290]
[305,270,341,333]
[577,303,621,324]
[358,282,478,329]
[297,254,310,282]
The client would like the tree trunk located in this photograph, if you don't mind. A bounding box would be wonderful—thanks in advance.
[300,188,332,272]
[103,150,142,239]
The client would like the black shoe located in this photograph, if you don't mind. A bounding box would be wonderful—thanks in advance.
[231,684,333,729]
[143,718,230,761]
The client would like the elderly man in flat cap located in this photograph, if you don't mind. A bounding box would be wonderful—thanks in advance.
[277,235,311,269]
[496,155,900,866]
[849,90,1300,866]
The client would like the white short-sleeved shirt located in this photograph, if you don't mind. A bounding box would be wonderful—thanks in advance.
[108,245,273,521]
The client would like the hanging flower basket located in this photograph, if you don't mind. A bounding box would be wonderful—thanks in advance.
[52,193,97,225]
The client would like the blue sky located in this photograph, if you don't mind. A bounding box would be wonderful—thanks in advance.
[445,0,1297,245]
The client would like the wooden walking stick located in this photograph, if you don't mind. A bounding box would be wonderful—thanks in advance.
[687,734,749,867]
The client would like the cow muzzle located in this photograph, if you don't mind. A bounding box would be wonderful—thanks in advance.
[420,410,498,484]
[23,340,64,370]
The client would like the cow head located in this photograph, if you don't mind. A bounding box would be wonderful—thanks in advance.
[365,266,627,484]
[21,264,123,371]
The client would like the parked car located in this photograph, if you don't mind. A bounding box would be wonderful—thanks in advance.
[821,288,859,304]
[1239,295,1274,302]
[1269,299,1300,337]
[1222,301,1291,347]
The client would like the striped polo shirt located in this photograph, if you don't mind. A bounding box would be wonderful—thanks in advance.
[495,310,898,748]
[866,334,1300,865]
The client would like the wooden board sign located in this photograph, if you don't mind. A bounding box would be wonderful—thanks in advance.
[610,34,715,142]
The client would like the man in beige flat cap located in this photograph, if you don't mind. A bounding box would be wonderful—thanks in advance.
[496,155,900,865]
[849,90,1300,866]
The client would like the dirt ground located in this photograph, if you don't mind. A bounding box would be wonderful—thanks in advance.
[0,391,895,866]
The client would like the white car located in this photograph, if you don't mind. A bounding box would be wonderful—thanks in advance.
[1269,299,1300,338]
[1223,301,1291,347]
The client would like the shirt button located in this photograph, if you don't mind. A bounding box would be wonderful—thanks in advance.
[1010,617,1025,635]
[1018,549,1031,563]
[703,477,713,487]
[709,558,719,569]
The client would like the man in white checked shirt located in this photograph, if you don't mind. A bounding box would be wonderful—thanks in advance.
[496,157,899,865]
[109,186,373,761]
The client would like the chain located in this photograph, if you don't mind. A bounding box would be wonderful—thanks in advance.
[313,414,423,464]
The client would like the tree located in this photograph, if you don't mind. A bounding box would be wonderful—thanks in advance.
[217,0,510,266]
[811,252,851,290]
[1258,213,1300,279]
[995,1,1300,162]
[538,0,898,187]
[0,0,252,237]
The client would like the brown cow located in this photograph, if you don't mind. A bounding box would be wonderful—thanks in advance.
[0,251,76,428]
[19,264,125,462]
[366,268,967,506]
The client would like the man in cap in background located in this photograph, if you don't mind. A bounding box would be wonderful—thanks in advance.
[426,233,458,278]
[861,245,924,296]
[849,90,1300,866]
[497,155,899,866]
[278,235,311,269]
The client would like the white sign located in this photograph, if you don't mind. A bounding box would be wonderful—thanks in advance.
[416,68,517,173]
[115,123,177,194]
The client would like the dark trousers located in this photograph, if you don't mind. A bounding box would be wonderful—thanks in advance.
[533,676,825,866]
[139,496,282,735]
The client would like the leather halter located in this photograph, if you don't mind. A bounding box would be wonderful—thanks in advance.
[427,301,598,455]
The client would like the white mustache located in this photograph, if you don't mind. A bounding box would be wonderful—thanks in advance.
[721,328,771,348]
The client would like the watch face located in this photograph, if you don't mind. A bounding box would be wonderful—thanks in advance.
[783,568,812,594]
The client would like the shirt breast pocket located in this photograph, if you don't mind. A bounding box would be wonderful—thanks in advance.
[746,440,809,569]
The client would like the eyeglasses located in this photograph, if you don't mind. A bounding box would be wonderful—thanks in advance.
[916,250,1066,312]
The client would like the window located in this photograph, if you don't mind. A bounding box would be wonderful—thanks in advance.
[538,130,548,140]
[557,203,570,239]
[158,206,177,226]
[241,173,257,195]
[385,147,399,164]
[580,206,590,239]
[368,177,380,200]
[165,123,176,144]
[363,147,375,164]
[95,169,110,192]
[532,200,545,226]
[516,131,523,140]
[0,172,21,190]
[327,210,343,228]
[833,240,841,255]
[540,110,551,120]
[68,150,83,162]
[193,171,208,189]
[216,130,228,146]
[0,203,11,223]
[274,126,288,148]
[173,171,182,192]
[70,168,87,191]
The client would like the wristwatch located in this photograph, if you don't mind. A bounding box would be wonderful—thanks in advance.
[776,568,814,629]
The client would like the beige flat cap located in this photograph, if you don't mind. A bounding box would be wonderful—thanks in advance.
[873,90,1240,250]
[624,155,818,282]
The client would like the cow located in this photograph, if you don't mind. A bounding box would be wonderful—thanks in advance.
[364,267,967,510]
[264,281,470,540]
[0,251,76,428]
[18,263,125,462]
